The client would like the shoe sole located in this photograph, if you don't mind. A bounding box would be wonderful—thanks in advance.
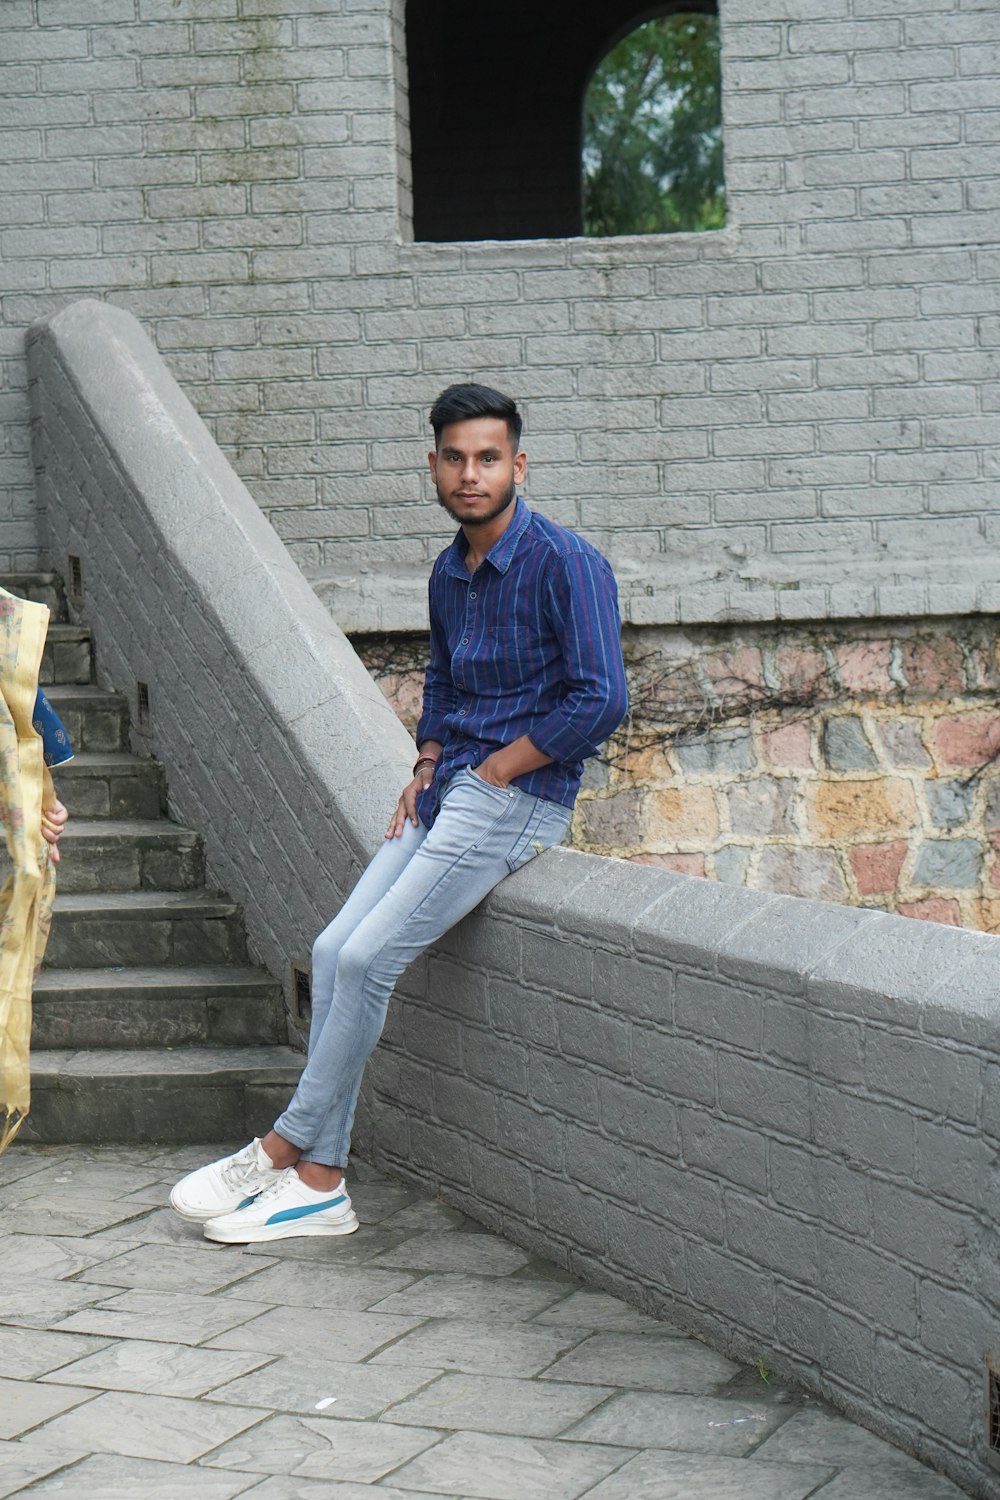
[203,1211,360,1244]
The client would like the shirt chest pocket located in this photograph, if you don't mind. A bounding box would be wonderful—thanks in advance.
[480,625,546,689]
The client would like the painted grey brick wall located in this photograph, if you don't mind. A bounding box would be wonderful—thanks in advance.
[30,300,1000,1499]
[3,0,1000,625]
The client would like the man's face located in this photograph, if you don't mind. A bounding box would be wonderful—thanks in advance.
[429,417,527,528]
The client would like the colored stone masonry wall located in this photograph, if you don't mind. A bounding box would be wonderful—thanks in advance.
[359,618,1000,933]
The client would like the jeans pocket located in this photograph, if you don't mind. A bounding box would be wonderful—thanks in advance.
[506,801,572,873]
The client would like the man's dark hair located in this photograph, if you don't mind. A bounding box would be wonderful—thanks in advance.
[429,383,522,449]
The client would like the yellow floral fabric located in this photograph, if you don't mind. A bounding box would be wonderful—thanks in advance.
[0,588,57,1154]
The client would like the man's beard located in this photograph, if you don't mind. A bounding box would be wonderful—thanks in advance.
[435,478,516,527]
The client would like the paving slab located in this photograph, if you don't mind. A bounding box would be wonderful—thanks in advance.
[539,1331,742,1392]
[0,1441,81,1500]
[31,1388,270,1463]
[531,1288,685,1334]
[0,1327,111,1381]
[200,1413,442,1482]
[564,1389,792,1455]
[386,1428,633,1500]
[207,1305,425,1363]
[0,1378,96,1440]
[24,1451,259,1498]
[369,1317,588,1379]
[215,1259,415,1309]
[0,1143,974,1500]
[54,1288,275,1346]
[206,1356,442,1420]
[367,1271,569,1324]
[381,1373,616,1438]
[580,1449,836,1499]
[41,1338,271,1398]
[0,1232,131,1280]
[370,1230,532,1276]
[74,1242,277,1296]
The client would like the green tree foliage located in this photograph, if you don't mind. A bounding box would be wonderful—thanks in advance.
[583,13,725,237]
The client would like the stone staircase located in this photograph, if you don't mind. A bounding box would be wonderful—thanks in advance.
[8,573,303,1144]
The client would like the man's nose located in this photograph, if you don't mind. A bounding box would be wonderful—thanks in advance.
[460,456,479,482]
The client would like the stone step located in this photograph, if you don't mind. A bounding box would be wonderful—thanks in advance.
[40,623,92,685]
[52,753,163,819]
[45,891,248,968]
[22,1045,303,1144]
[0,572,66,620]
[43,684,128,754]
[59,819,204,893]
[32,965,286,1049]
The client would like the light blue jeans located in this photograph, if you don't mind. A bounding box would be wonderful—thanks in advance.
[273,768,572,1167]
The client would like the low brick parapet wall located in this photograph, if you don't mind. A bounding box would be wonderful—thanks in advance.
[28,300,1000,1500]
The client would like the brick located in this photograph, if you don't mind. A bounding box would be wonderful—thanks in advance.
[808,779,918,840]
[646,787,719,847]
[760,723,811,770]
[673,728,756,776]
[897,896,963,925]
[756,846,848,902]
[933,711,1000,769]
[530,1054,599,1126]
[555,1001,630,1077]
[925,779,976,831]
[600,1077,679,1158]
[725,777,796,838]
[912,838,982,890]
[717,1054,813,1139]
[495,1097,564,1173]
[687,1243,773,1341]
[850,840,907,896]
[674,975,761,1053]
[775,1288,874,1392]
[770,1143,872,1235]
[564,1127,640,1201]
[680,1108,766,1192]
[820,716,878,772]
[631,1028,715,1106]
[639,1156,724,1242]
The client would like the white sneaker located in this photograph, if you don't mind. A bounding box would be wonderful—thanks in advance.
[203,1168,359,1243]
[168,1139,283,1223]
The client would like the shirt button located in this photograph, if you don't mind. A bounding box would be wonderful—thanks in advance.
[469,591,477,599]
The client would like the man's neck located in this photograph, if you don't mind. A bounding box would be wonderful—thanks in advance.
[462,496,520,573]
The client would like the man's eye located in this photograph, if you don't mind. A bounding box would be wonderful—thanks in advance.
[482,455,495,463]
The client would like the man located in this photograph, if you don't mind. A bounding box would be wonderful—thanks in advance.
[170,383,628,1242]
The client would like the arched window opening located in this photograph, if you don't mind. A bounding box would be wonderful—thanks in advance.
[583,14,725,237]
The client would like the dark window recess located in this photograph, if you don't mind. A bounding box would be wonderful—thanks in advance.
[406,0,716,242]
[68,554,83,606]
[136,681,151,733]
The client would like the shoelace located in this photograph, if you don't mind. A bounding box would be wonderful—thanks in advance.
[244,1167,298,1205]
[220,1144,268,1191]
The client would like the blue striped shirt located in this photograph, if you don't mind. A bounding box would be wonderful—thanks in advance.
[416,497,628,826]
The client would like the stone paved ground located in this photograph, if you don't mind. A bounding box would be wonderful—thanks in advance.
[0,1143,969,1500]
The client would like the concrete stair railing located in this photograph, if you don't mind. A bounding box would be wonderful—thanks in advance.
[10,571,302,1144]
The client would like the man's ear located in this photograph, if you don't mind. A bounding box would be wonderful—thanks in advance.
[514,449,527,485]
[428,449,438,484]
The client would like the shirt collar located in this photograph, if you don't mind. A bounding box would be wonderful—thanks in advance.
[442,495,532,580]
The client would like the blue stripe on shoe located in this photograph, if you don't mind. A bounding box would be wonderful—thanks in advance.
[236,1195,257,1209]
[266,1193,348,1225]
